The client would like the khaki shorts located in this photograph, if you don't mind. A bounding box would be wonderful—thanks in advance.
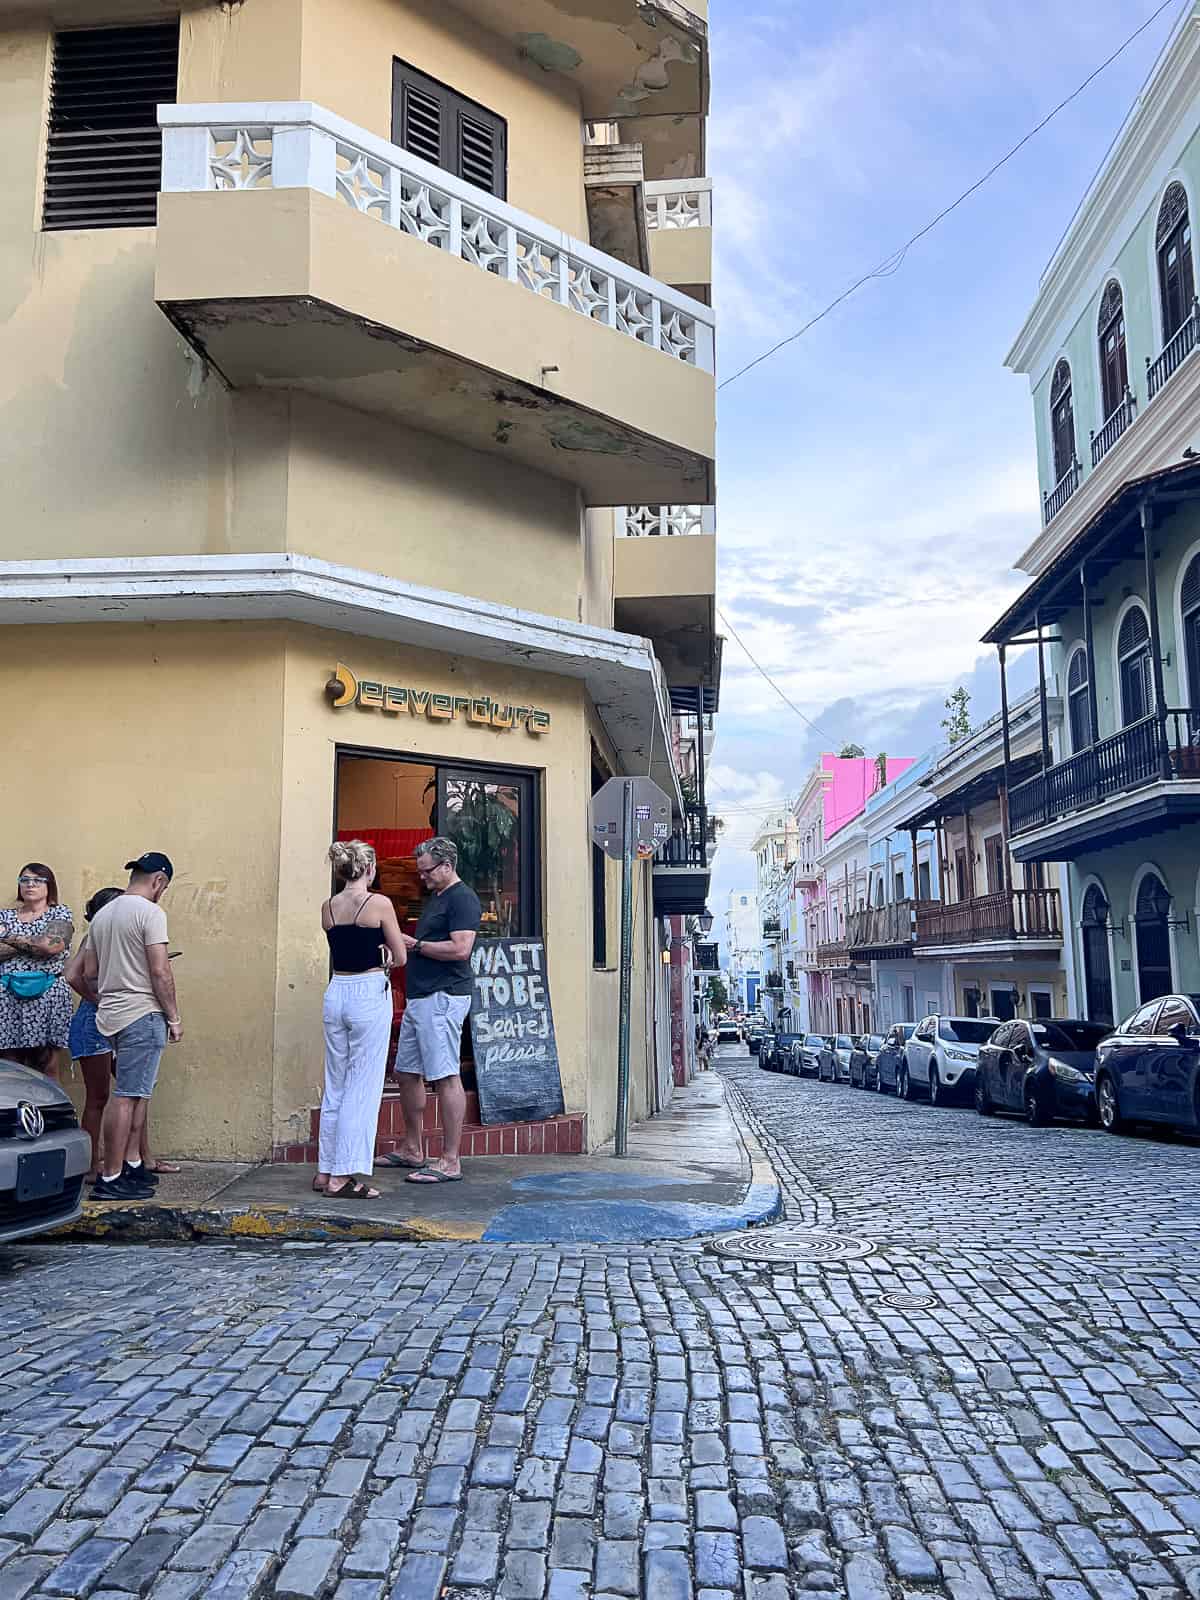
[394,992,471,1082]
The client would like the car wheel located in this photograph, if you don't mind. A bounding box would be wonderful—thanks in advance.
[929,1065,943,1107]
[876,1070,887,1093]
[1096,1073,1128,1135]
[898,1064,911,1101]
[975,1073,993,1116]
[1024,1083,1052,1126]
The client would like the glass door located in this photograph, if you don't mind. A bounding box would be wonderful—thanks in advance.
[436,765,539,937]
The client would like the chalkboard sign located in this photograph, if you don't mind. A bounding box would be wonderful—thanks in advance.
[469,938,564,1125]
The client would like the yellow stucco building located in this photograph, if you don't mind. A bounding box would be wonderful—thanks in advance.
[0,0,719,1160]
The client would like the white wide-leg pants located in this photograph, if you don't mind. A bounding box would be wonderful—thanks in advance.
[319,973,392,1176]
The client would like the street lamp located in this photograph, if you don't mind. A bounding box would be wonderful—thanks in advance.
[697,908,714,936]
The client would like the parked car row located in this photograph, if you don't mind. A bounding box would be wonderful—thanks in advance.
[757,995,1200,1137]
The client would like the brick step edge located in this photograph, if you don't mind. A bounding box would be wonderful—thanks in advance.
[274,1111,586,1164]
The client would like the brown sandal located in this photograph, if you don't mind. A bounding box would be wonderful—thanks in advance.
[327,1180,380,1200]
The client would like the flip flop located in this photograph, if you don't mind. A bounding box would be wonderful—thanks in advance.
[312,1176,328,1192]
[327,1180,381,1199]
[377,1153,427,1169]
[405,1168,463,1184]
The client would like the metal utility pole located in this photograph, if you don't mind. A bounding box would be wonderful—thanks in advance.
[615,778,635,1158]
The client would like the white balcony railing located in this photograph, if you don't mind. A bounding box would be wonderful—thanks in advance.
[159,103,715,373]
[644,178,713,232]
[619,505,716,537]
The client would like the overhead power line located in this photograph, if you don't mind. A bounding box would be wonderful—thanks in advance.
[717,605,841,744]
[718,0,1180,393]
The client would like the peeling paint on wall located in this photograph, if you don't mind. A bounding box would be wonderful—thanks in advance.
[549,419,629,455]
[517,33,583,73]
[615,34,697,112]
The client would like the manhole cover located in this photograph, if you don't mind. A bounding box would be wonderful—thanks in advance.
[876,1291,937,1310]
[711,1228,876,1263]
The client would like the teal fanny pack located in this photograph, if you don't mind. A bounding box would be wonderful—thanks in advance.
[1,971,57,1000]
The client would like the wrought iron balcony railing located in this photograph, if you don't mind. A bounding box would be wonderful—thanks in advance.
[1042,457,1081,525]
[915,889,1062,947]
[1147,298,1200,400]
[1090,387,1136,466]
[658,802,709,868]
[1009,710,1200,834]
[159,103,716,371]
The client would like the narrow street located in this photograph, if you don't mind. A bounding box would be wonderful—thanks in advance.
[2,1046,1198,1600]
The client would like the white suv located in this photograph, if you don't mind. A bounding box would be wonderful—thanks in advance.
[901,1015,1000,1107]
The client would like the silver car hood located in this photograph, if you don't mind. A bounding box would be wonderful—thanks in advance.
[0,1058,73,1107]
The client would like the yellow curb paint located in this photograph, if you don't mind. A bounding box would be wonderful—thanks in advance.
[49,1202,484,1245]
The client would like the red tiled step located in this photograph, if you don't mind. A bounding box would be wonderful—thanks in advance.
[273,1104,585,1164]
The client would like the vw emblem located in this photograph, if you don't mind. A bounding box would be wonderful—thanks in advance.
[17,1102,44,1140]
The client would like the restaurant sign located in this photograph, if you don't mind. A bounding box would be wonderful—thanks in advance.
[325,663,550,735]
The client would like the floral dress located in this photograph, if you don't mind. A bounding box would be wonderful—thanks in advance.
[0,904,75,1052]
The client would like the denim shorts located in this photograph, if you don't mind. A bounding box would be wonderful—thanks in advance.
[111,1011,168,1099]
[69,1000,112,1061]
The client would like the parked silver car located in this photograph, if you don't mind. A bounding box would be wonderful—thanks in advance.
[0,1059,90,1243]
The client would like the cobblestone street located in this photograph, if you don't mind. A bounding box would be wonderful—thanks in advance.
[3,1047,1200,1600]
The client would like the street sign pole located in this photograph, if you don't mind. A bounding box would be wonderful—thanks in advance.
[615,778,634,1158]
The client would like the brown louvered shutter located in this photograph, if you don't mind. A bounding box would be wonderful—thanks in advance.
[43,20,179,232]
[392,60,506,199]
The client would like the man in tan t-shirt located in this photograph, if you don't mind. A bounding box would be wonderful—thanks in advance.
[81,852,182,1202]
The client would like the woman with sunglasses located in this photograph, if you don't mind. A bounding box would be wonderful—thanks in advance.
[0,863,75,1077]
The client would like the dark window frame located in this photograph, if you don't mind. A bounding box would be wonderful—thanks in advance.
[1097,279,1129,422]
[591,762,610,969]
[1157,181,1195,343]
[391,58,507,198]
[1117,603,1154,727]
[43,19,180,232]
[1067,646,1092,752]
[1049,359,1076,485]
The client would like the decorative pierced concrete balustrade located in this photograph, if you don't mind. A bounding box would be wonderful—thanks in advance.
[159,104,715,372]
[619,505,716,536]
[644,178,713,231]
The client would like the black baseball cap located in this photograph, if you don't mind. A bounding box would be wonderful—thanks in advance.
[125,852,175,881]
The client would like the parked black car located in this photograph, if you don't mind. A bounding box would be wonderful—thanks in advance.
[757,1033,780,1071]
[975,1018,1110,1124]
[874,1023,916,1093]
[747,1027,767,1056]
[1093,994,1200,1136]
[848,1034,885,1089]
[766,1033,804,1075]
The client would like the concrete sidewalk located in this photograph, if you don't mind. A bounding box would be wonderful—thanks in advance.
[54,1073,781,1245]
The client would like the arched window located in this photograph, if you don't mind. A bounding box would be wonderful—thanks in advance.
[1117,604,1154,725]
[1097,280,1128,420]
[1134,871,1173,1003]
[1049,359,1075,484]
[1182,551,1200,712]
[1080,884,1114,1025]
[1157,182,1195,343]
[1066,647,1092,752]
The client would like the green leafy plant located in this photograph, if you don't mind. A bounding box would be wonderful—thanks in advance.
[706,975,728,1012]
[942,687,971,744]
[428,777,519,935]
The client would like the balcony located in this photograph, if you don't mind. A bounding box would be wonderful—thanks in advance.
[1008,710,1200,860]
[1091,388,1136,467]
[1147,299,1200,401]
[155,103,715,507]
[653,802,711,914]
[847,900,914,958]
[914,889,1062,951]
[613,504,715,684]
[1043,457,1081,526]
[645,179,712,299]
[816,940,851,971]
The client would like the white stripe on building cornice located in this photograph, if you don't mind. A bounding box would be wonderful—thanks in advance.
[0,551,681,801]
[1007,7,1200,380]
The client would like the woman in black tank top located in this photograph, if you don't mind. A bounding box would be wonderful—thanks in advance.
[317,840,407,1199]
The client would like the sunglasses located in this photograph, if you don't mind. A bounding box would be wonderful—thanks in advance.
[17,875,48,885]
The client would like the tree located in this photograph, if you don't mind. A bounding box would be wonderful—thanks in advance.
[941,687,971,744]
[839,742,865,758]
[706,975,728,1013]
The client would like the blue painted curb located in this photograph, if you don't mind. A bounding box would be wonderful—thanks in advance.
[481,1170,783,1244]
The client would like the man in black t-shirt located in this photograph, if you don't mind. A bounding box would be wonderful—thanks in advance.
[383,837,481,1184]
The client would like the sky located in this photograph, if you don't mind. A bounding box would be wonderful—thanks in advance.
[704,0,1186,932]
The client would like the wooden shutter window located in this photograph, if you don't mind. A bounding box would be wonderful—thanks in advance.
[392,60,507,199]
[43,20,179,232]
